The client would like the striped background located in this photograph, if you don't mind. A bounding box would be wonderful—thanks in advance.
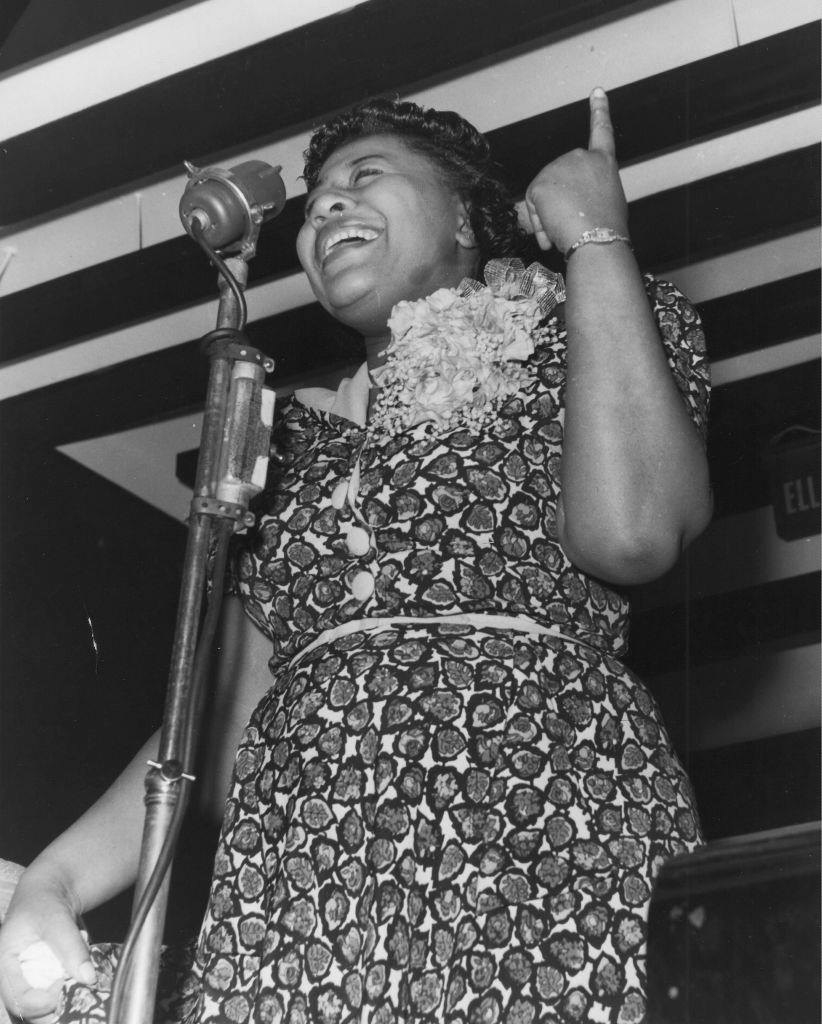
[1,0,819,922]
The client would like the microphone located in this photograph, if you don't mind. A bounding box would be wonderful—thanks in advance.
[179,159,287,257]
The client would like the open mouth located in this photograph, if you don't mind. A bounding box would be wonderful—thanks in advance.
[321,226,381,264]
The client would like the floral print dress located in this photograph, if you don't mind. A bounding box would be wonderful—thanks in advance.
[60,266,709,1024]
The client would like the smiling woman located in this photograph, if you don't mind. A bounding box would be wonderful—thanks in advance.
[297,98,527,357]
[0,92,712,1024]
[298,137,479,348]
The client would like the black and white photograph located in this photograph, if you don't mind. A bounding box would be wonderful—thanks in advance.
[0,2,819,1022]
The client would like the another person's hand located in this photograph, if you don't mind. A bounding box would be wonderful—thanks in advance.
[518,87,629,253]
[0,865,95,1023]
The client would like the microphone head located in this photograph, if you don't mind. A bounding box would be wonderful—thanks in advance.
[179,159,286,255]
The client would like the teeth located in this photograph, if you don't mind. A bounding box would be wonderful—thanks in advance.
[323,226,379,259]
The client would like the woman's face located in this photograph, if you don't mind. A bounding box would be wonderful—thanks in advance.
[297,134,478,340]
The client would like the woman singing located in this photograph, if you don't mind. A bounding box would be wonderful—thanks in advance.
[0,89,711,1023]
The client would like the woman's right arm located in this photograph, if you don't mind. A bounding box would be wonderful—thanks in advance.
[0,596,272,1021]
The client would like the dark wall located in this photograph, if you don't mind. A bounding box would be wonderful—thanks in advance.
[0,439,218,938]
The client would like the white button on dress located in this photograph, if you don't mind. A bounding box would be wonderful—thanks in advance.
[350,570,375,601]
[345,524,371,556]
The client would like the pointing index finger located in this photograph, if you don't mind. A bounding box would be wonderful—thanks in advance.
[588,86,616,157]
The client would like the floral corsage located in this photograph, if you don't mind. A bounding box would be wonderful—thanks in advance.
[368,258,565,442]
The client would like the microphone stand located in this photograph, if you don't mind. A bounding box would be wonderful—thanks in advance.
[110,253,275,1024]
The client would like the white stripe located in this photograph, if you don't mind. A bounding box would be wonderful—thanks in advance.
[0,193,141,296]
[621,107,821,201]
[3,0,813,143]
[730,0,820,44]
[634,505,821,608]
[665,226,821,301]
[711,334,820,386]
[408,0,738,136]
[0,270,314,401]
[652,642,822,750]
[0,0,372,140]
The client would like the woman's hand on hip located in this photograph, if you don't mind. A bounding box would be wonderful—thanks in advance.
[518,87,629,253]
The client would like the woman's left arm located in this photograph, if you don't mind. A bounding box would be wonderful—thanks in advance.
[521,88,712,585]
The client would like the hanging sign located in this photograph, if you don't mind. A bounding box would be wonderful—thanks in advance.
[764,430,821,541]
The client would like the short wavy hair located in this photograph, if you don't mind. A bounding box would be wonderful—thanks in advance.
[303,97,527,270]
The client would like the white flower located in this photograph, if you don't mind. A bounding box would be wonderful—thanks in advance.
[367,260,564,443]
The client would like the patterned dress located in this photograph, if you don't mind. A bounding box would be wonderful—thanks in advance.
[60,271,709,1024]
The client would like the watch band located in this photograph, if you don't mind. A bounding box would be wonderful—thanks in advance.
[565,227,632,260]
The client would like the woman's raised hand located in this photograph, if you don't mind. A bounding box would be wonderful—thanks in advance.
[518,87,629,253]
[0,866,95,1023]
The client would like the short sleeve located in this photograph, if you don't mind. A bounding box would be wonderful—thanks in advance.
[644,274,711,442]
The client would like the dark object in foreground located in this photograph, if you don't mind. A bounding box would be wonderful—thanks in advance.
[647,821,821,1023]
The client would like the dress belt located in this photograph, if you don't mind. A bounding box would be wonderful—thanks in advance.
[286,612,600,672]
